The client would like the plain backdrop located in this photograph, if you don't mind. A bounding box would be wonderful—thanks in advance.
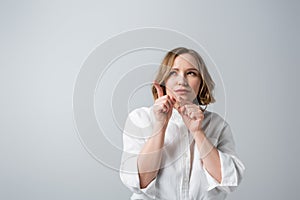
[0,0,299,199]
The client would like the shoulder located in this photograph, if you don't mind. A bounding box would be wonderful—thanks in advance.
[203,110,229,128]
[129,106,152,118]
[202,110,232,142]
[128,106,153,128]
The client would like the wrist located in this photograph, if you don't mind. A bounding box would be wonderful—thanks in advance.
[153,121,168,135]
[193,131,214,159]
[192,130,205,142]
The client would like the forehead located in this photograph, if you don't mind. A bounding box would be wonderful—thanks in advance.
[172,53,198,69]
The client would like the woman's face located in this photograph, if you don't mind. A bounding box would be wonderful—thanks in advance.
[165,53,201,103]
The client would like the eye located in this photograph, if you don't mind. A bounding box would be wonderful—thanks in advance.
[168,71,177,76]
[187,71,198,76]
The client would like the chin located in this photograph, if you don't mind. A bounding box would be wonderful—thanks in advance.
[178,95,193,102]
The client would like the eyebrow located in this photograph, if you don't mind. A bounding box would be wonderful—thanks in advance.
[171,67,199,71]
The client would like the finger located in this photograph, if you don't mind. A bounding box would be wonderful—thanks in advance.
[161,104,168,113]
[169,95,177,105]
[189,111,201,120]
[184,106,196,117]
[178,105,186,115]
[174,96,183,109]
[174,99,180,109]
[162,96,172,113]
[188,105,203,114]
[185,106,199,113]
[157,100,168,113]
[185,104,200,109]
[154,81,164,98]
[188,112,197,120]
[158,96,174,111]
[167,95,177,110]
[166,96,175,112]
[154,97,167,112]
[193,112,204,121]
[177,96,183,105]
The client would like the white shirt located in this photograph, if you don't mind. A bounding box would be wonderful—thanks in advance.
[120,106,245,200]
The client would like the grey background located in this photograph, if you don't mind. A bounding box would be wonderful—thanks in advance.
[0,0,299,199]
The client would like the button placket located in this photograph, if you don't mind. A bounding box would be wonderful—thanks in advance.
[184,129,191,199]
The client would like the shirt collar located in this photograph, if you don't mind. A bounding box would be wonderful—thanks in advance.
[170,108,182,123]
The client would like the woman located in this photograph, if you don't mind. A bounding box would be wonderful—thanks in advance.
[120,47,245,200]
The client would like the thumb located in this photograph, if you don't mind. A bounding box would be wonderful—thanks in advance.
[154,82,164,98]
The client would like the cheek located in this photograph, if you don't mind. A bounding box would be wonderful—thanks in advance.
[165,79,176,90]
[190,80,201,94]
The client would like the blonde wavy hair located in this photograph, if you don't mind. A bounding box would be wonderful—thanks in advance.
[151,47,215,106]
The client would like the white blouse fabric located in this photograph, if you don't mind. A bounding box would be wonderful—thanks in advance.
[120,106,245,200]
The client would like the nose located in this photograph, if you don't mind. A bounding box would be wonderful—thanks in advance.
[177,74,188,86]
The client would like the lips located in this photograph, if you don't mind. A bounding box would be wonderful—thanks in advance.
[174,88,190,93]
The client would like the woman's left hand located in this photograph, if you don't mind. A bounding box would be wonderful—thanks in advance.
[177,102,204,135]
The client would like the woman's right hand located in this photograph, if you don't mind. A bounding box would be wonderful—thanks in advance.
[153,83,176,125]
